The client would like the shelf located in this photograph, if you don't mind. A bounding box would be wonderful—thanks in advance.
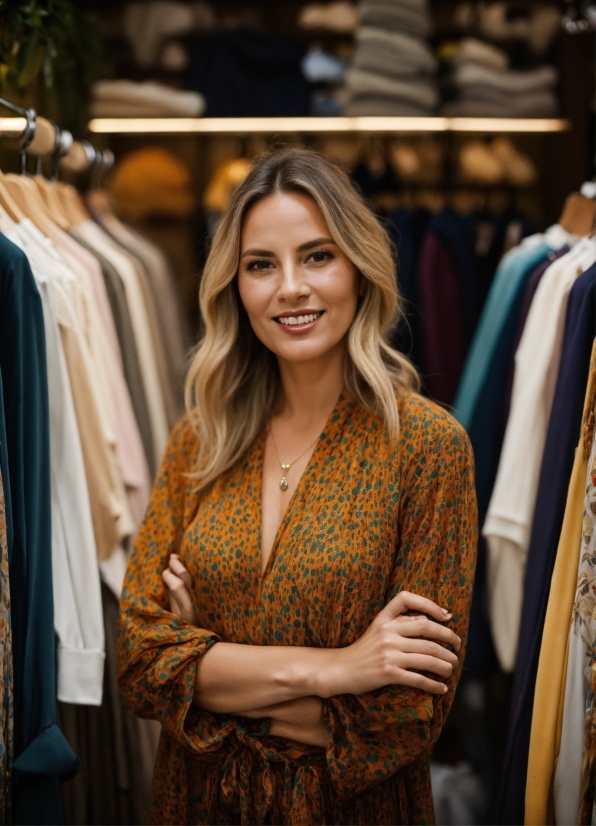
[87,116,570,135]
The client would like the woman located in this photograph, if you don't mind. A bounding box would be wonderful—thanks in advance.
[117,147,477,825]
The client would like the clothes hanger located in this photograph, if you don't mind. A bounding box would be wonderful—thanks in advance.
[56,140,98,225]
[558,192,596,236]
[32,123,72,231]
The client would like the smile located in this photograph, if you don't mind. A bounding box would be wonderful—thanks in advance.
[274,311,324,328]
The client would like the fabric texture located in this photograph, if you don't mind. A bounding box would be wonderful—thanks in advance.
[0,232,77,824]
[522,340,596,826]
[7,226,105,705]
[484,238,596,672]
[118,391,477,825]
[0,465,13,824]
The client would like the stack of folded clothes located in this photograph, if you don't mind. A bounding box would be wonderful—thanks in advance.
[442,57,558,117]
[90,80,205,117]
[345,0,438,116]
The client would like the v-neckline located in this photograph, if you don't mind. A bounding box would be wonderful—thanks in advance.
[255,390,353,586]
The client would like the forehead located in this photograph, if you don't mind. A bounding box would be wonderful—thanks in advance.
[241,191,331,248]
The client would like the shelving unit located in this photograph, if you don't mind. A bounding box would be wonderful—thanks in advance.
[87,116,570,135]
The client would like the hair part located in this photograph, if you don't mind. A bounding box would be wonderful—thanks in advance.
[185,146,420,491]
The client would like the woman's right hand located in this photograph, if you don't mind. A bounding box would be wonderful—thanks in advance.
[324,592,461,697]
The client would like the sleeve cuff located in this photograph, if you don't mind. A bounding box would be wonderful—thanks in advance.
[57,646,106,706]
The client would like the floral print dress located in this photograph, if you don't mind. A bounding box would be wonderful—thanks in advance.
[118,391,477,825]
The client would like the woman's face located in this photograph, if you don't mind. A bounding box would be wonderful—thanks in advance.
[238,191,363,368]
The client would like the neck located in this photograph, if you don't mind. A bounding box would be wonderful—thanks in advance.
[275,342,345,426]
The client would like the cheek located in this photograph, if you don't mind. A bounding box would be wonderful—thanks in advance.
[238,276,269,320]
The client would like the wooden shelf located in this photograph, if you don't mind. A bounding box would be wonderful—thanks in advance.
[87,116,570,135]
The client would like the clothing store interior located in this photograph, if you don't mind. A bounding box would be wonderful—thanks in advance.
[0,0,594,824]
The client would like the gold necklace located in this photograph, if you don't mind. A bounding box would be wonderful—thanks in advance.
[269,425,319,491]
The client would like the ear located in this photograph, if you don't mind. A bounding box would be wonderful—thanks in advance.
[358,274,368,297]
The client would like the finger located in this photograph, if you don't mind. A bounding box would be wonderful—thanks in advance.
[395,669,450,695]
[169,554,192,591]
[399,637,459,666]
[398,653,454,679]
[162,569,194,621]
[398,617,461,652]
[379,591,452,623]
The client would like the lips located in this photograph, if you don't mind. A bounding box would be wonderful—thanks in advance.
[274,311,324,328]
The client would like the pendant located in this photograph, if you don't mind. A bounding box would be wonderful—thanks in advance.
[279,463,291,491]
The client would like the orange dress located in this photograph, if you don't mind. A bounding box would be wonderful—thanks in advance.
[117,391,477,825]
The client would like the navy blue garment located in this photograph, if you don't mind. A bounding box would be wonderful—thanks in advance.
[186,29,309,117]
[426,208,478,342]
[0,234,77,824]
[386,208,430,368]
[495,263,596,825]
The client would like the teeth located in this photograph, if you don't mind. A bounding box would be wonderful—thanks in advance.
[278,312,322,326]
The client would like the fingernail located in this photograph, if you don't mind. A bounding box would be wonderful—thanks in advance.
[442,685,448,693]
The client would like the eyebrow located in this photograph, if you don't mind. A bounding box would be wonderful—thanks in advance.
[241,236,336,258]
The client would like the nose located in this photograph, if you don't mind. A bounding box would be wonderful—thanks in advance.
[277,257,311,304]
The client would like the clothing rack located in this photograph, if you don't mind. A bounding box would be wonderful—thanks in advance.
[0,98,113,177]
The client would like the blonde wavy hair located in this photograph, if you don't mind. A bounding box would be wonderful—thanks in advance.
[185,147,420,490]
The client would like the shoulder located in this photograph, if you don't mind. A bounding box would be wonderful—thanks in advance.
[161,413,201,477]
[397,392,473,464]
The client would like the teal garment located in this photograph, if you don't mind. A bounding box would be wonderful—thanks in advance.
[0,233,77,825]
[453,241,552,430]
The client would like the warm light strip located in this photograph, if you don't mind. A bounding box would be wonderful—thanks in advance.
[449,117,569,132]
[0,116,28,136]
[87,115,570,135]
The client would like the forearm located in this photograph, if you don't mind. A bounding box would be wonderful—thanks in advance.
[194,641,343,713]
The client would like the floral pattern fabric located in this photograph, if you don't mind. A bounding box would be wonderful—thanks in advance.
[576,389,596,824]
[0,468,12,824]
[118,391,477,825]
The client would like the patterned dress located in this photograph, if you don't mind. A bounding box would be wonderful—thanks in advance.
[118,391,477,825]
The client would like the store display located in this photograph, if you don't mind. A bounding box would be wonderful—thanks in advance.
[346,0,437,115]
[90,80,205,118]
[0,0,593,822]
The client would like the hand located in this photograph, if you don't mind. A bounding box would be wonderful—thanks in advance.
[240,697,328,748]
[162,554,196,624]
[322,591,461,697]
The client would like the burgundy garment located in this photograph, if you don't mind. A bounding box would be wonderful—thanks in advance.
[418,231,467,406]
[504,246,569,414]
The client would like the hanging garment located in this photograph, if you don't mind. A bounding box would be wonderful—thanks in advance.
[89,206,189,417]
[522,337,596,825]
[117,393,477,825]
[512,267,596,823]
[73,221,170,470]
[64,230,150,527]
[72,233,156,475]
[500,265,595,825]
[0,466,13,825]
[59,583,160,826]
[418,231,466,405]
[2,220,105,706]
[0,232,77,824]
[454,228,565,430]
[484,238,596,673]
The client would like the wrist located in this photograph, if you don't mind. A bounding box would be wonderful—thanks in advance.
[313,647,349,698]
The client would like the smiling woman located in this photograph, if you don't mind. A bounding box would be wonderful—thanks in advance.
[117,148,478,825]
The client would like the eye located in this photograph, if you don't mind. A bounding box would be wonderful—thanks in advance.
[246,258,275,272]
[306,249,334,265]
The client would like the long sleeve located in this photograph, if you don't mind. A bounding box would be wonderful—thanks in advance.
[323,413,477,801]
[117,417,235,757]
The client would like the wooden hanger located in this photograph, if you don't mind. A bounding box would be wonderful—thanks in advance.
[33,176,71,230]
[55,182,91,226]
[3,173,58,236]
[558,192,596,236]
[0,174,25,222]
